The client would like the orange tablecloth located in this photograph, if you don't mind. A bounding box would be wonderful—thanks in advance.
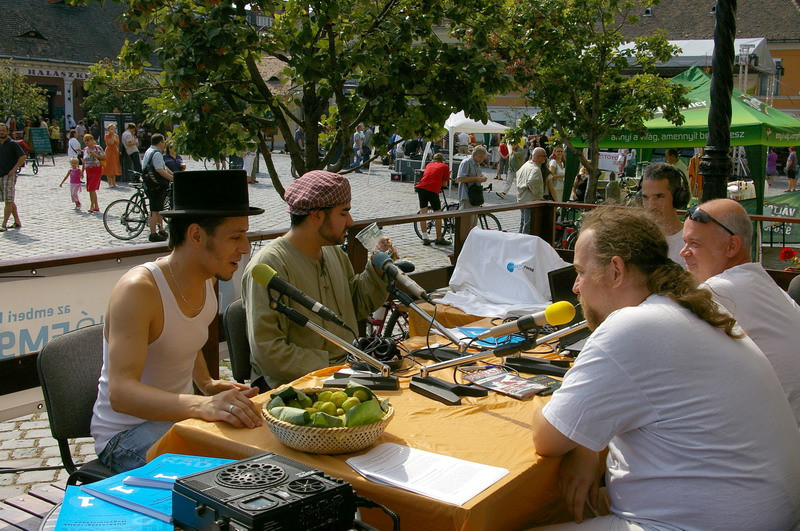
[148,341,571,530]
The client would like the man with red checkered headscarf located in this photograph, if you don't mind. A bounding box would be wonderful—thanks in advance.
[241,171,388,389]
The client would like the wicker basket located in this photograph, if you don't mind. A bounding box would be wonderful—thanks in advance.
[263,387,395,455]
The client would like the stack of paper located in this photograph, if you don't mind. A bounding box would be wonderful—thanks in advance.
[346,442,508,506]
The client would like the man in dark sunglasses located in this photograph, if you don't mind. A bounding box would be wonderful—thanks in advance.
[682,198,800,426]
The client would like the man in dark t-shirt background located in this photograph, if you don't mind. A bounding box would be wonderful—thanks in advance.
[0,123,26,231]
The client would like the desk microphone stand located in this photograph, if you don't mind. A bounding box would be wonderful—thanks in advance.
[414,320,591,404]
[269,298,395,386]
[389,285,490,405]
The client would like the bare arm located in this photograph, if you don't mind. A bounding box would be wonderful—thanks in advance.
[156,167,174,180]
[533,408,602,523]
[106,269,261,428]
[8,154,26,177]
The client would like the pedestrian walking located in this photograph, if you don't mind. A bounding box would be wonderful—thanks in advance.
[82,134,106,213]
[103,124,122,187]
[0,123,26,231]
[60,157,84,210]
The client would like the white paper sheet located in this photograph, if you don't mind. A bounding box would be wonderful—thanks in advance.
[346,442,509,506]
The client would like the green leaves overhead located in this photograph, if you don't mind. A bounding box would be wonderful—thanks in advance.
[77,0,509,195]
[481,0,689,202]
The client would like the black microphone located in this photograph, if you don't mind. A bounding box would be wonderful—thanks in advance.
[372,252,432,303]
[474,301,576,340]
[251,264,351,332]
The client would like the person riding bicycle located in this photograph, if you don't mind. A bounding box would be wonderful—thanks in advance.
[241,170,389,390]
[141,134,173,242]
[414,152,451,246]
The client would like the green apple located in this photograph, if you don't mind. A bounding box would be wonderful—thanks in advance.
[318,402,337,415]
[330,391,348,407]
[341,397,361,412]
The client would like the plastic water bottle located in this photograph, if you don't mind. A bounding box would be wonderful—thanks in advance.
[606,173,621,203]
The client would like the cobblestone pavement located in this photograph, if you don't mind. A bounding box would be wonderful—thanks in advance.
[0,152,792,506]
[0,152,521,270]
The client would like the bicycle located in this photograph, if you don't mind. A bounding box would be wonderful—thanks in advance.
[413,189,502,243]
[364,260,415,342]
[103,175,172,240]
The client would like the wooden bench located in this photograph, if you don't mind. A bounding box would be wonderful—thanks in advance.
[0,482,65,530]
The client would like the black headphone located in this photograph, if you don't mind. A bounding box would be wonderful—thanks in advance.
[353,337,399,362]
[636,165,690,210]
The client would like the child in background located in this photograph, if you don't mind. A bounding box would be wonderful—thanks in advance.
[60,157,84,210]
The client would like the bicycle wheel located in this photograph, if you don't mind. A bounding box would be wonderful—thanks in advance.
[32,159,38,174]
[382,306,409,341]
[104,199,147,240]
[478,212,502,231]
[413,214,435,241]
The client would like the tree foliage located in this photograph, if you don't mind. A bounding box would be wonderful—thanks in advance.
[0,60,48,124]
[83,59,157,123]
[75,0,509,196]
[483,0,690,202]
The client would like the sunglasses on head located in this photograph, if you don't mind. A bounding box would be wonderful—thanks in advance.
[687,205,734,236]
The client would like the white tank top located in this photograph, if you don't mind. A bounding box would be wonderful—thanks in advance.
[91,261,217,454]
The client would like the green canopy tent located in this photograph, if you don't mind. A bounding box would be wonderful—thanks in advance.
[570,66,800,213]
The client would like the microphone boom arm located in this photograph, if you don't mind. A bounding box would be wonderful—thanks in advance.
[269,299,391,377]
[388,285,469,354]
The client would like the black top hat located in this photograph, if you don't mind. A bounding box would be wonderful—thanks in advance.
[160,170,264,218]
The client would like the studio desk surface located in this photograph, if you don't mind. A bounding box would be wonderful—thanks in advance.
[148,329,573,530]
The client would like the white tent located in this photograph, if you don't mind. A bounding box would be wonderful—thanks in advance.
[443,111,509,177]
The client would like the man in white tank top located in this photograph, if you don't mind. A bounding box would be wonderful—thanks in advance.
[91,170,265,473]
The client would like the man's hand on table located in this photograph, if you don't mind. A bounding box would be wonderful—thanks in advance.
[201,381,263,429]
[559,445,602,523]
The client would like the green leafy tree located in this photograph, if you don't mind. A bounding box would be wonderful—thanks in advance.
[83,59,156,123]
[0,60,48,124]
[482,0,689,202]
[74,0,509,196]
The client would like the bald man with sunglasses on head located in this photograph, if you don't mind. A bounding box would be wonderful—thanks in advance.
[681,198,800,426]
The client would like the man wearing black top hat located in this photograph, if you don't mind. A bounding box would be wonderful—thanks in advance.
[91,170,265,473]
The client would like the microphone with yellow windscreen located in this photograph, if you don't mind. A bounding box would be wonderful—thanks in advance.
[474,301,576,340]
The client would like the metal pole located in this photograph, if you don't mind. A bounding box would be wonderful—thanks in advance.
[700,0,737,201]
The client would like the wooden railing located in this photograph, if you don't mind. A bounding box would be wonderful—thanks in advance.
[2,200,797,413]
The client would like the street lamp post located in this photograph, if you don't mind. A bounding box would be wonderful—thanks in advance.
[700,0,736,201]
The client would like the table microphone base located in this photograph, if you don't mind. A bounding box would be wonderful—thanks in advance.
[504,357,568,377]
[410,347,463,362]
[411,376,488,397]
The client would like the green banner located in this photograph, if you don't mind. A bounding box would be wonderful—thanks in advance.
[574,67,800,148]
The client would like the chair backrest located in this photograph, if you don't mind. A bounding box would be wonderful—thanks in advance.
[37,324,104,442]
[224,298,251,383]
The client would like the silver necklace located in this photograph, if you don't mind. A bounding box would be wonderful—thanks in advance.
[166,260,205,312]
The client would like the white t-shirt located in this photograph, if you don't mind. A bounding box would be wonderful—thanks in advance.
[665,228,687,268]
[67,137,81,159]
[121,130,139,155]
[457,132,470,147]
[703,262,800,426]
[543,294,800,530]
